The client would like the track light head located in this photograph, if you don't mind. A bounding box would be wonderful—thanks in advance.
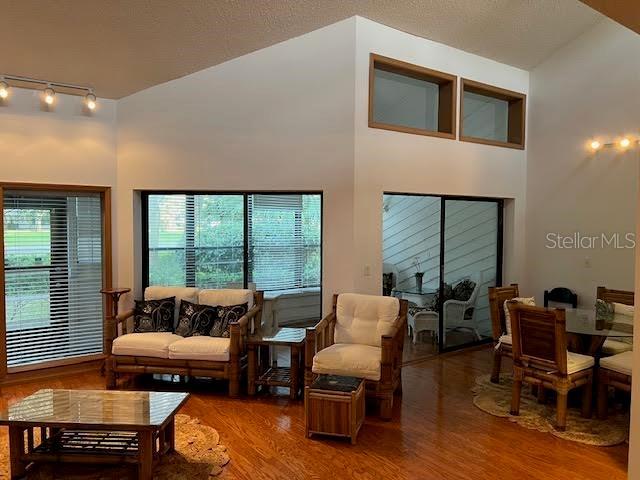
[85,92,97,111]
[0,79,9,100]
[44,86,55,105]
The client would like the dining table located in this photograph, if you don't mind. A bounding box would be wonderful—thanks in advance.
[563,307,633,357]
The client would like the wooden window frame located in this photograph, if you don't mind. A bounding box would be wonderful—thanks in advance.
[460,78,526,150]
[369,53,457,140]
[0,183,112,383]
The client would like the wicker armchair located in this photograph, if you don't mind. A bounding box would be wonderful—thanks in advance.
[106,287,263,397]
[305,293,408,420]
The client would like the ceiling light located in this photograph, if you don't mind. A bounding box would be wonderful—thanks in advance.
[619,138,631,149]
[85,92,97,111]
[589,140,601,151]
[44,86,55,105]
[0,80,9,100]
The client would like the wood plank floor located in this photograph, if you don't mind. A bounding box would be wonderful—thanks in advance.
[0,347,629,479]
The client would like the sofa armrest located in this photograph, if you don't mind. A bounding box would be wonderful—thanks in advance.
[228,303,261,355]
[113,309,134,338]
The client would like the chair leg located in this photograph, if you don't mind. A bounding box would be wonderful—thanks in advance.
[510,379,522,416]
[106,359,116,390]
[490,350,502,384]
[556,392,568,431]
[229,377,240,398]
[380,394,393,420]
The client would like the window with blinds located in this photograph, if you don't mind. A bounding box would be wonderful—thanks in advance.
[3,190,104,368]
[248,194,321,291]
[144,193,321,292]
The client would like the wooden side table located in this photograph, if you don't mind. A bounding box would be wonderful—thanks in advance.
[247,327,306,399]
[305,375,365,444]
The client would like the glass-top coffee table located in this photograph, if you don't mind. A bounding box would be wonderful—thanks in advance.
[0,389,189,480]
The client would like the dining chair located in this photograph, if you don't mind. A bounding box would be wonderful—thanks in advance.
[544,287,577,308]
[597,286,634,356]
[508,304,594,431]
[488,284,519,383]
[597,351,632,419]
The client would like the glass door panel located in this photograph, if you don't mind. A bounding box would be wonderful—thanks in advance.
[441,199,501,350]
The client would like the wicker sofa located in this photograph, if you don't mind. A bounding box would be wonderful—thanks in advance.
[106,286,263,397]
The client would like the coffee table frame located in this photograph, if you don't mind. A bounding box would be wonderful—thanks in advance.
[2,397,188,480]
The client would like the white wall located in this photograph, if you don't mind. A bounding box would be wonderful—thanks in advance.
[526,19,640,308]
[0,88,117,186]
[353,17,529,295]
[115,18,357,314]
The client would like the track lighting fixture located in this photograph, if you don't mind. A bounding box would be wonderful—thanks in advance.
[85,92,97,110]
[0,79,9,100]
[44,86,56,105]
[588,135,638,152]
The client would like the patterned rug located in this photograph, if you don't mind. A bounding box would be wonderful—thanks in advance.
[0,415,229,479]
[472,374,629,446]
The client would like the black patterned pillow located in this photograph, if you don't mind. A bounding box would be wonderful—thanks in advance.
[174,300,219,337]
[133,297,175,333]
[453,279,476,302]
[195,303,249,338]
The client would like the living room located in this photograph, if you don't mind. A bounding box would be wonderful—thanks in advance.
[0,1,639,479]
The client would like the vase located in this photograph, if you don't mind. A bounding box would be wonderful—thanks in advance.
[415,272,424,293]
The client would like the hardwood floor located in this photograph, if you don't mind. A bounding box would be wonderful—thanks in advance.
[0,347,629,479]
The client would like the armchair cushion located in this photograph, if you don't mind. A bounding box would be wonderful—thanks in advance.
[312,343,381,381]
[335,293,399,347]
[600,351,633,376]
[567,352,595,374]
[112,332,183,359]
[168,336,230,362]
[199,289,254,309]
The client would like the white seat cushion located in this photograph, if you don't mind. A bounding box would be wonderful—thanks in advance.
[602,339,633,355]
[613,302,634,317]
[497,334,512,346]
[145,287,200,324]
[600,351,633,376]
[312,343,381,381]
[199,289,254,309]
[335,293,399,347]
[567,352,595,374]
[112,332,183,359]
[168,336,230,362]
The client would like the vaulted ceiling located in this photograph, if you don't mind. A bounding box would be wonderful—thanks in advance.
[1,1,605,99]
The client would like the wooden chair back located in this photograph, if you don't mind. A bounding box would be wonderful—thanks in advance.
[544,287,577,308]
[508,304,567,375]
[488,284,519,340]
[597,286,634,306]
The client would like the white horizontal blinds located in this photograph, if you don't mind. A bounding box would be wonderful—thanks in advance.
[147,194,187,286]
[3,190,104,368]
[194,195,244,288]
[248,194,321,291]
[147,194,245,288]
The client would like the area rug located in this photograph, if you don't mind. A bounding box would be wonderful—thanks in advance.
[0,414,229,479]
[472,374,628,446]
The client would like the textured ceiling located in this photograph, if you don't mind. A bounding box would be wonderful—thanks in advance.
[1,0,603,99]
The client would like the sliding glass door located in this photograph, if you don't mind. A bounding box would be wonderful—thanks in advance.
[382,193,502,359]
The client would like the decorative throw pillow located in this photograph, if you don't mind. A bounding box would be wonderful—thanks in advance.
[503,297,535,335]
[428,283,453,311]
[174,300,219,337]
[452,279,476,302]
[197,303,249,338]
[133,297,175,333]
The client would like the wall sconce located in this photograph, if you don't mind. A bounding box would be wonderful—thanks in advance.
[589,136,639,152]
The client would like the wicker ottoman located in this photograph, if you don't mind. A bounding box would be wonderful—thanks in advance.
[305,375,365,444]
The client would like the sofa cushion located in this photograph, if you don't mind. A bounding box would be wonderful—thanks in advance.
[168,336,230,362]
[334,293,399,347]
[567,352,595,374]
[133,297,175,333]
[174,300,219,337]
[145,287,200,325]
[312,343,381,381]
[600,351,633,376]
[199,289,254,309]
[112,332,183,359]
